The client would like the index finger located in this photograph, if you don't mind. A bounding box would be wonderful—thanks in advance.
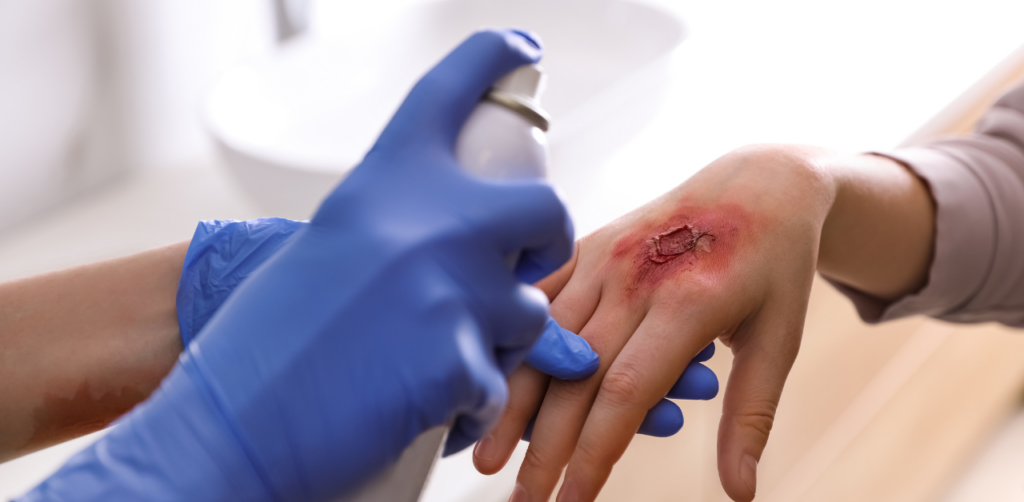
[556,301,734,501]
[373,29,541,153]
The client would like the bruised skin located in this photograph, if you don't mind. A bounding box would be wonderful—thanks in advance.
[18,381,145,452]
[610,203,754,298]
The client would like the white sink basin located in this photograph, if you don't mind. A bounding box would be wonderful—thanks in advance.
[0,0,93,231]
[205,0,685,219]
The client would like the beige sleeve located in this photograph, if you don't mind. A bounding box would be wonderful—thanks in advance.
[827,82,1024,327]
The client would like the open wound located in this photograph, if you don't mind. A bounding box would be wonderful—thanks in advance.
[647,225,714,264]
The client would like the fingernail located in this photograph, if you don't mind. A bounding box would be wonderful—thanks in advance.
[556,479,579,502]
[509,483,530,502]
[740,454,758,495]
[474,434,496,461]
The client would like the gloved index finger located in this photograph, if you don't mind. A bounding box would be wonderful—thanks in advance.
[693,342,715,362]
[372,29,543,157]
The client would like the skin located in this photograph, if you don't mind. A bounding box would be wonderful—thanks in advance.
[474,144,935,502]
[0,242,187,461]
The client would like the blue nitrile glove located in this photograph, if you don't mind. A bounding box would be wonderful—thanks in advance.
[20,29,572,502]
[175,218,599,380]
[176,220,718,436]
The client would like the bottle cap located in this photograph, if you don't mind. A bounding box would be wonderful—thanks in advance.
[493,64,546,102]
[485,65,551,131]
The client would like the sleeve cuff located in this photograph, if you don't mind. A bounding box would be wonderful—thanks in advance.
[827,147,996,323]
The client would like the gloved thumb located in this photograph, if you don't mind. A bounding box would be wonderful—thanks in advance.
[373,29,542,157]
[525,317,600,380]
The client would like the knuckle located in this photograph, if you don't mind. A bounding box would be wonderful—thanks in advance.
[515,285,550,322]
[409,73,441,103]
[598,365,647,408]
[573,437,616,472]
[551,377,593,401]
[526,184,569,226]
[729,402,778,439]
[501,394,534,421]
[521,443,560,474]
[503,368,547,416]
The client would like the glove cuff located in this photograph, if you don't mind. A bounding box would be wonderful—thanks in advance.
[177,218,305,346]
[17,356,272,502]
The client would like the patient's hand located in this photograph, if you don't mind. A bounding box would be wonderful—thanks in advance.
[474,145,843,502]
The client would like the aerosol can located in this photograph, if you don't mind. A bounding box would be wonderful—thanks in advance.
[337,64,550,502]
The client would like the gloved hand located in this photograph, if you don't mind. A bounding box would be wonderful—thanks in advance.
[175,217,599,381]
[21,29,571,502]
[177,219,718,435]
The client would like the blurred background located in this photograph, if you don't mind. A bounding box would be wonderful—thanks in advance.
[2,0,1024,500]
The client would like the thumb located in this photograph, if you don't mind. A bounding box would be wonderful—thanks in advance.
[373,29,542,156]
[717,318,801,502]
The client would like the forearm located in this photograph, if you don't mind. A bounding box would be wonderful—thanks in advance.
[818,153,935,300]
[0,242,188,460]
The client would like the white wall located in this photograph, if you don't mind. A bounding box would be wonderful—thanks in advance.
[0,0,278,233]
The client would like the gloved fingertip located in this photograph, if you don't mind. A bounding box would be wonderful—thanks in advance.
[637,399,683,438]
[694,342,716,363]
[668,363,719,400]
[563,350,600,380]
[510,29,543,51]
[370,28,544,155]
[499,29,542,62]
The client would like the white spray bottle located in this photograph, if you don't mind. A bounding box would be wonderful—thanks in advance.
[457,64,550,179]
[337,65,550,502]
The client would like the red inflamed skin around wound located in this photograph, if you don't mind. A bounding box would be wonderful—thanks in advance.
[610,203,755,300]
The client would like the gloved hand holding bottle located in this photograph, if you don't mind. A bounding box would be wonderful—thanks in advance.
[20,29,574,501]
[175,217,602,383]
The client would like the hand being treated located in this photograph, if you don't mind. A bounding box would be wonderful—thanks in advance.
[19,29,574,502]
[484,145,934,502]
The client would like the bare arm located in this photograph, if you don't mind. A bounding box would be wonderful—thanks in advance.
[818,152,935,300]
[826,82,1024,326]
[0,242,187,461]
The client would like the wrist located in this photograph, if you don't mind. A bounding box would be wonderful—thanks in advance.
[818,153,935,300]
